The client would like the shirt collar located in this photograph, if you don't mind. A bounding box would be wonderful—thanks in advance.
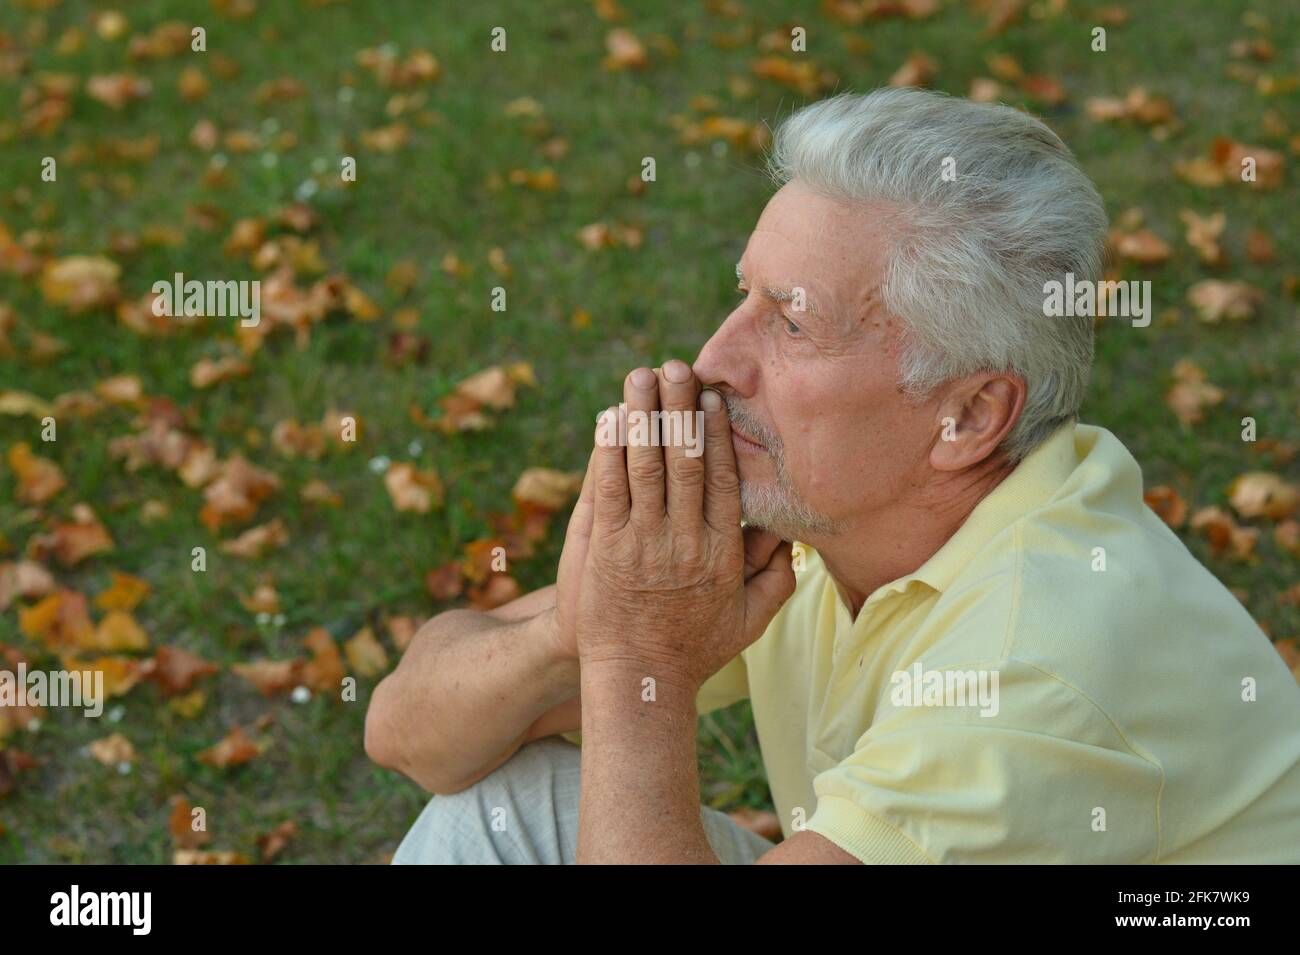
[814,420,1085,613]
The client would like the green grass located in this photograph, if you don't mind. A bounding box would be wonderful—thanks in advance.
[0,0,1297,862]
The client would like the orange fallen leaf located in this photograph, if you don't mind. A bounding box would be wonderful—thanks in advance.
[40,256,121,312]
[1110,228,1171,265]
[173,849,251,865]
[1186,280,1263,322]
[85,73,151,109]
[88,732,136,766]
[384,463,443,513]
[343,626,389,677]
[302,628,346,693]
[231,659,302,697]
[190,356,252,389]
[1189,506,1259,560]
[512,468,583,512]
[0,560,55,611]
[1144,485,1188,529]
[148,645,218,696]
[197,725,262,769]
[19,589,94,649]
[889,52,936,87]
[94,571,150,612]
[603,28,648,70]
[7,442,66,504]
[1228,473,1300,521]
[467,574,521,611]
[1165,360,1224,426]
[220,519,289,559]
[168,795,211,849]
[257,820,298,862]
[200,456,280,531]
[86,609,150,652]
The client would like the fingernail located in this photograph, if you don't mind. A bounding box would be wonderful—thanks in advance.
[663,359,691,383]
[631,367,655,389]
[700,389,722,412]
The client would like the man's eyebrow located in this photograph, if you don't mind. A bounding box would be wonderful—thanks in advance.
[735,262,823,318]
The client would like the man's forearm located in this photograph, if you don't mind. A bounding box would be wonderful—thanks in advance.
[366,606,578,794]
[575,661,717,864]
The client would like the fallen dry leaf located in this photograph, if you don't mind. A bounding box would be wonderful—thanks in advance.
[384,463,443,513]
[1190,506,1260,560]
[1228,473,1300,521]
[7,442,66,504]
[1165,359,1224,426]
[88,732,136,766]
[168,795,211,849]
[1186,280,1263,322]
[197,725,262,769]
[343,626,388,677]
[1144,485,1188,529]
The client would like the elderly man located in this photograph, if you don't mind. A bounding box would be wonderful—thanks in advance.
[366,88,1300,864]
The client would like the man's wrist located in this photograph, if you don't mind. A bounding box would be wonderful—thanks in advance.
[579,655,699,718]
[525,607,581,707]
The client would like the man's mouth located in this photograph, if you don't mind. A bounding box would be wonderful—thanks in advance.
[730,423,766,455]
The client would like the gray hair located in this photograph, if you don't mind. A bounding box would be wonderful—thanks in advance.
[767,88,1107,460]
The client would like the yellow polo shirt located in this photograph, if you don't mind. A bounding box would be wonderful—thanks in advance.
[697,422,1300,863]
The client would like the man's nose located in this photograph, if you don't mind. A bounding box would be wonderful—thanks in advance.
[693,307,757,398]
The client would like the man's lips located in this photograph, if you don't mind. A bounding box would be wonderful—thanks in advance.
[730,423,766,454]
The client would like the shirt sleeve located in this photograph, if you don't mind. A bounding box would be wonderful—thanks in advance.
[695,652,750,717]
[805,659,1164,863]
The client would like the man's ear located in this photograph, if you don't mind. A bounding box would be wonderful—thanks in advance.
[929,373,1026,471]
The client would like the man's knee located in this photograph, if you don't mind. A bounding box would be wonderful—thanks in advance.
[392,737,581,864]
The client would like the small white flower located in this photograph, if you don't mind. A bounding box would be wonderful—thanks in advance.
[407,439,423,456]
[291,685,312,704]
[368,455,391,474]
[260,152,279,169]
[256,611,271,625]
[117,761,132,775]
[107,705,126,723]
[295,179,319,201]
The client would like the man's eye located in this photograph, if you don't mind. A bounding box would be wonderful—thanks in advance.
[735,285,748,299]
[784,316,802,335]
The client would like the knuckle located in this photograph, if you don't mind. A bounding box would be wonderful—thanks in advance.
[708,467,740,495]
[627,457,665,485]
[669,455,704,483]
[596,473,627,500]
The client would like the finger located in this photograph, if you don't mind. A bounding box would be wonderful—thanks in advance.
[700,388,742,531]
[593,405,630,529]
[742,526,782,580]
[557,448,597,582]
[657,359,704,535]
[742,541,797,643]
[624,366,665,527]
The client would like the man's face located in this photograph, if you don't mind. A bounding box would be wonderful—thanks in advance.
[692,180,938,542]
